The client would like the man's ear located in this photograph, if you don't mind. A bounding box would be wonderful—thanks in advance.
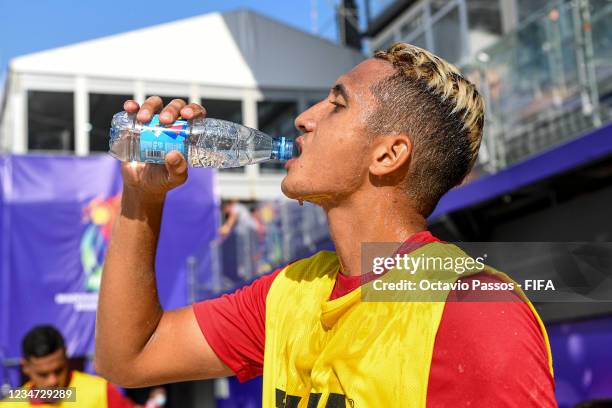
[369,134,412,176]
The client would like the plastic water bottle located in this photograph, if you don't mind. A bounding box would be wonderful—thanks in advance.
[108,111,298,168]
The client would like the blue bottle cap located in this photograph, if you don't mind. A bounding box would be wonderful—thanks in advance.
[271,137,296,161]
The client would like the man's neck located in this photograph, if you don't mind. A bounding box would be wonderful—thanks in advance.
[323,189,427,277]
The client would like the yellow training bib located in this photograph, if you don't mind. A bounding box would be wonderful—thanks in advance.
[261,242,552,407]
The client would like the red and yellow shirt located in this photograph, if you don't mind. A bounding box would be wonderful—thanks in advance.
[194,231,556,407]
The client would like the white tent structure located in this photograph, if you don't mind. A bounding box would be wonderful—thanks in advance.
[1,9,364,199]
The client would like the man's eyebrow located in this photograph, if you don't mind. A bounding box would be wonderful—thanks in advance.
[331,83,349,103]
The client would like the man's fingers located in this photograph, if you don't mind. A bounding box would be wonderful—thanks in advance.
[164,151,188,187]
[159,99,187,124]
[180,103,207,120]
[124,100,140,113]
[137,96,164,123]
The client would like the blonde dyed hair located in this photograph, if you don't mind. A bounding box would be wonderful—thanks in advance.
[369,43,485,215]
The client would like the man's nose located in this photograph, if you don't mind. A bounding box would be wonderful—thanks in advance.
[294,108,316,134]
[46,374,59,387]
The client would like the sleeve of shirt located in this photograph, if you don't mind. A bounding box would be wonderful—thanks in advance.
[427,274,556,408]
[106,383,135,408]
[192,267,284,382]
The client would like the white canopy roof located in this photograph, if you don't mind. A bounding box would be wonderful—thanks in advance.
[10,9,365,90]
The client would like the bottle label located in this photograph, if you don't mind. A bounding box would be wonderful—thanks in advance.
[139,115,189,163]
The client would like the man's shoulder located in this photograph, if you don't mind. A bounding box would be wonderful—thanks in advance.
[439,278,547,356]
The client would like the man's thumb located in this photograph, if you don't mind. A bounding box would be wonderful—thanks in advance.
[166,151,182,166]
[165,151,188,184]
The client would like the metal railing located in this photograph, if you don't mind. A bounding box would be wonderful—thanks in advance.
[187,200,330,301]
[466,0,612,172]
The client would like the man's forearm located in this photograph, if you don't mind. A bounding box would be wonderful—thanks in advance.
[95,187,166,377]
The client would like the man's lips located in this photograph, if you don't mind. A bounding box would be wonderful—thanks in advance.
[285,136,304,169]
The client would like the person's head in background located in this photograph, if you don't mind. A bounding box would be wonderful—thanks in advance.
[20,325,69,389]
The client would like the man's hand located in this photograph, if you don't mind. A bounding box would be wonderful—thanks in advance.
[120,97,207,199]
[95,96,232,388]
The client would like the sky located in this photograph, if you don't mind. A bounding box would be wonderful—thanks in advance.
[0,0,343,74]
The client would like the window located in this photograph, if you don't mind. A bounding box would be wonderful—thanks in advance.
[432,7,463,63]
[467,0,502,36]
[202,98,243,124]
[257,101,299,174]
[28,91,74,151]
[89,93,132,152]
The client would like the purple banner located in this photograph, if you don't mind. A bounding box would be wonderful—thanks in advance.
[548,316,612,407]
[0,154,218,384]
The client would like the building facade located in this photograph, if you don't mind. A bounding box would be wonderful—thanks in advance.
[0,9,364,200]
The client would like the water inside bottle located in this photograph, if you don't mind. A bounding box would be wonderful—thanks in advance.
[187,144,228,167]
[188,119,261,168]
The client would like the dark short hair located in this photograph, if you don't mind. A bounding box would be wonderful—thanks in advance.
[22,325,65,359]
[370,43,485,217]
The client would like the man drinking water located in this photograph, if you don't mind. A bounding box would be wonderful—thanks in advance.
[95,43,556,407]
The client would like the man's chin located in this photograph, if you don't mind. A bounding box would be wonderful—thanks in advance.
[280,177,334,204]
[280,178,299,199]
[280,179,309,200]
